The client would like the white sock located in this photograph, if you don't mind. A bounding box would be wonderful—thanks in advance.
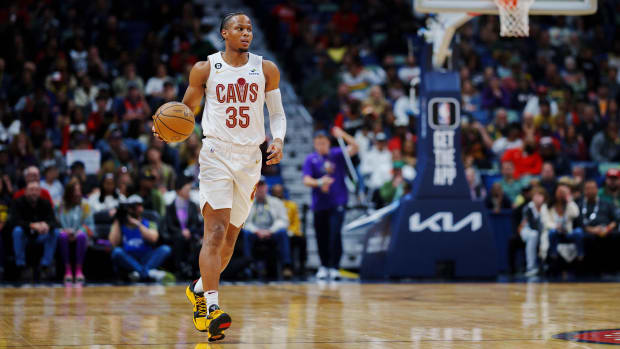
[194,277,204,293]
[206,290,219,313]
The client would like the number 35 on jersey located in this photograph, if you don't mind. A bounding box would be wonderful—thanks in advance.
[215,79,259,129]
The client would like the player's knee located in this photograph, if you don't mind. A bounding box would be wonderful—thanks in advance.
[204,221,227,249]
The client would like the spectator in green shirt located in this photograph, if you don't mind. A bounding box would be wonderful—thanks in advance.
[374,161,406,208]
[599,168,620,209]
[498,161,523,205]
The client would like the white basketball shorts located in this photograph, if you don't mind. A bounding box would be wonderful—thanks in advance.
[198,137,262,227]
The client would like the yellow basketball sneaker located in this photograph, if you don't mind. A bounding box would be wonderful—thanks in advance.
[186,280,208,332]
[205,305,232,342]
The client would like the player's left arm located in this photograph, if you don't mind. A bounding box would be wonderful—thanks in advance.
[263,60,286,166]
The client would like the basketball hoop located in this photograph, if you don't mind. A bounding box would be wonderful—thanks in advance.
[494,0,535,37]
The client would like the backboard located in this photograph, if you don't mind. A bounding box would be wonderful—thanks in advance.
[414,0,597,15]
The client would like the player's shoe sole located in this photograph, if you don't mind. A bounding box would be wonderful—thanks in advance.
[206,309,232,342]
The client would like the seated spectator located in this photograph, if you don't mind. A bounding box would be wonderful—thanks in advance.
[145,63,174,102]
[373,161,406,208]
[271,183,305,276]
[581,180,620,273]
[242,178,292,279]
[581,180,617,237]
[481,77,511,110]
[116,168,133,199]
[360,132,392,192]
[136,169,165,216]
[118,82,150,128]
[143,146,176,191]
[40,163,63,207]
[599,168,620,209]
[169,42,198,75]
[571,166,586,191]
[461,79,481,113]
[68,161,98,196]
[539,162,558,198]
[161,81,178,103]
[560,124,588,161]
[108,194,171,282]
[511,78,534,111]
[492,122,523,157]
[57,178,94,285]
[14,165,53,205]
[341,55,383,100]
[86,93,112,142]
[37,138,67,176]
[9,132,37,171]
[590,121,620,162]
[519,186,548,277]
[10,181,58,282]
[466,167,486,201]
[362,86,390,119]
[539,137,571,176]
[578,105,600,148]
[73,75,99,109]
[112,63,145,97]
[501,137,543,179]
[524,86,559,118]
[534,100,556,130]
[499,161,523,204]
[88,173,121,215]
[485,182,513,213]
[542,184,583,263]
[163,176,201,280]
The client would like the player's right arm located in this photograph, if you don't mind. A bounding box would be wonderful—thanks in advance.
[182,60,210,113]
[152,61,209,142]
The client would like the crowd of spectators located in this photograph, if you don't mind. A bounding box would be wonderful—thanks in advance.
[256,0,620,276]
[0,1,304,284]
[1,0,620,282]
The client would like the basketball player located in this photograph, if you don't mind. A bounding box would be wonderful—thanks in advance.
[152,12,286,341]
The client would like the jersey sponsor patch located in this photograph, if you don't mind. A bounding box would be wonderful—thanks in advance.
[553,329,620,345]
[215,63,222,69]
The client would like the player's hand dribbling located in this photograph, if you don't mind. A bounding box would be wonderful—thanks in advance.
[151,125,166,143]
[266,138,284,165]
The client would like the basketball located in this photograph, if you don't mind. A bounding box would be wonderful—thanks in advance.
[153,101,195,143]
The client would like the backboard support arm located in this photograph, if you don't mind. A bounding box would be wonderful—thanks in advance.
[419,13,475,69]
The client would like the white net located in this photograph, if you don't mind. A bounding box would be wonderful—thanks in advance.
[494,0,535,37]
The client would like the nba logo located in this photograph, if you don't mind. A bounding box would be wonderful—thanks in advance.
[437,102,451,125]
[428,98,460,130]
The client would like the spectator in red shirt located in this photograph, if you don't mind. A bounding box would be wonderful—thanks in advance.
[170,42,197,74]
[501,137,543,179]
[86,93,107,139]
[271,0,298,36]
[120,82,150,123]
[331,2,359,35]
[13,165,53,205]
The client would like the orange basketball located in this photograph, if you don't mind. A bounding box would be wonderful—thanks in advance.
[153,102,195,143]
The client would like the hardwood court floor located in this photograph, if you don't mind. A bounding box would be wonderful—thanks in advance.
[0,282,618,348]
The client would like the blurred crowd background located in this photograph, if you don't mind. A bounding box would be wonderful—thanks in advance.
[0,0,619,284]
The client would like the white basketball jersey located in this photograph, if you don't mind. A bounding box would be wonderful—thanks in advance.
[202,51,266,146]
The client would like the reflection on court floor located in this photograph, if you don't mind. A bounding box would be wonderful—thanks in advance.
[0,282,617,348]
